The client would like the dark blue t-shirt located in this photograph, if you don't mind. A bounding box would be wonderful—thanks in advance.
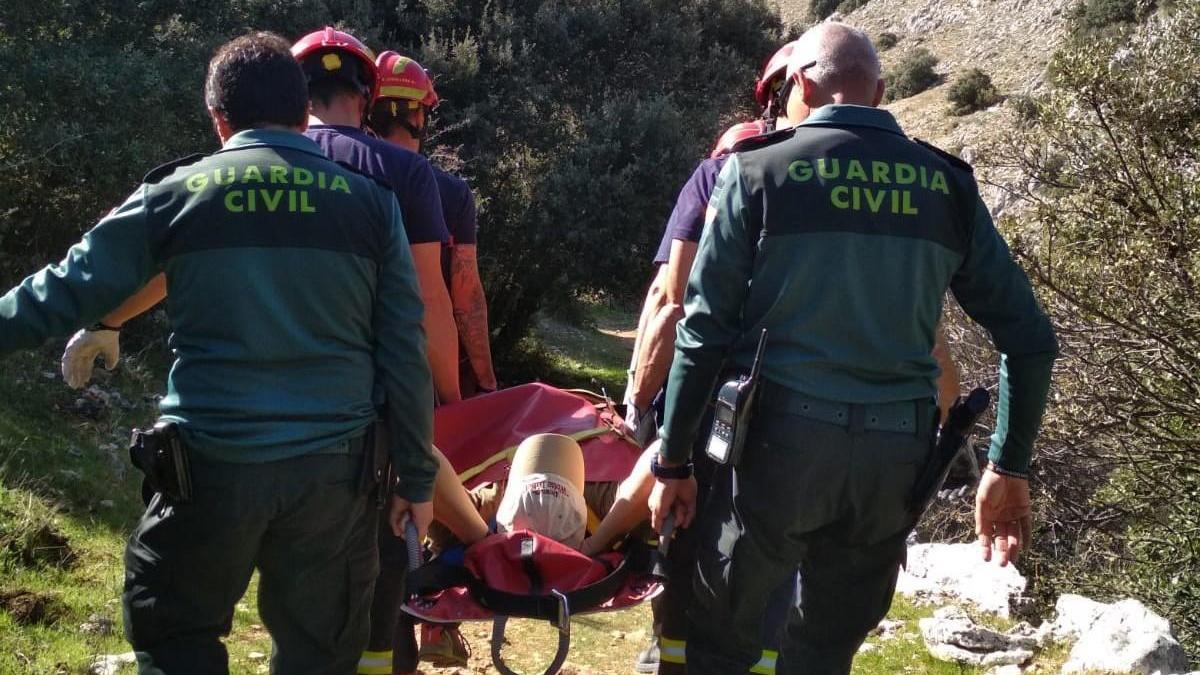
[433,167,477,246]
[306,125,449,245]
[653,156,728,264]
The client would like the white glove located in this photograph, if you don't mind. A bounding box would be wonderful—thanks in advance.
[62,328,121,389]
[623,404,658,448]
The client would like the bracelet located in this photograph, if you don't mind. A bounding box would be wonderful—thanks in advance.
[90,322,122,332]
[987,462,1029,480]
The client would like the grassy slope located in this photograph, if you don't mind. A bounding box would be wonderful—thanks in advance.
[0,309,1066,674]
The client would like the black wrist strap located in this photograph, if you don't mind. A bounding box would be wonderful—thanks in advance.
[90,322,121,332]
[651,458,694,480]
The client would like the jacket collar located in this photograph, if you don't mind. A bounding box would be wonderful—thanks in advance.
[798,104,905,137]
[219,128,327,159]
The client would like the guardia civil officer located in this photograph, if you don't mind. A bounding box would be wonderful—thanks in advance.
[0,33,436,672]
[650,22,1057,674]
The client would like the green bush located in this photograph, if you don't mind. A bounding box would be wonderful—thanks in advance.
[981,0,1200,656]
[883,48,940,101]
[810,0,869,19]
[1070,0,1158,36]
[875,31,899,50]
[946,68,1001,115]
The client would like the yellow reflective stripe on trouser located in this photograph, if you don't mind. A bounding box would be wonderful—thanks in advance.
[658,640,776,673]
[660,638,687,664]
[357,650,391,675]
[751,649,778,674]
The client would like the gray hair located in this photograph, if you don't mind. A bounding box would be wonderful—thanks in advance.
[798,22,881,92]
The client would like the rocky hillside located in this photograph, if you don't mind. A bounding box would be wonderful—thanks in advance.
[772,0,1074,171]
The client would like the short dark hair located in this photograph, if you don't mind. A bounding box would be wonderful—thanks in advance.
[205,32,308,131]
[309,76,365,109]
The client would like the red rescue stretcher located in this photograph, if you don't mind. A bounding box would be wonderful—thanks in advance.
[402,383,667,675]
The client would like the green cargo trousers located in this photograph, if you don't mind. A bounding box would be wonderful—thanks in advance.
[686,392,936,675]
[122,448,379,675]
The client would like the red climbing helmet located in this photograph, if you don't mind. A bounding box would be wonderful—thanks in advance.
[755,41,799,112]
[375,51,439,109]
[711,120,768,158]
[291,27,378,100]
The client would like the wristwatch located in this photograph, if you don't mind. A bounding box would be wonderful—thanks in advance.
[651,457,694,480]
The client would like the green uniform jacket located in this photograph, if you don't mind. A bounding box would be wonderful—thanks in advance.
[0,129,437,501]
[660,105,1057,474]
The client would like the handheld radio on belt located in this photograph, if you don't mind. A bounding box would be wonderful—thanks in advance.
[706,329,768,466]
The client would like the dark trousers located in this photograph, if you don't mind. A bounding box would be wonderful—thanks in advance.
[658,439,793,674]
[123,452,379,675]
[363,517,418,674]
[686,403,935,675]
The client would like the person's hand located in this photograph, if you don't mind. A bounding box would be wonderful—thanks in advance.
[579,536,602,557]
[975,467,1032,567]
[390,497,434,541]
[62,328,121,389]
[649,475,697,533]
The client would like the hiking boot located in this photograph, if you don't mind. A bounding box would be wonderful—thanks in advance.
[634,635,660,673]
[418,623,470,668]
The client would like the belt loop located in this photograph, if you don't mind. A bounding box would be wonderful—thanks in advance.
[848,404,865,435]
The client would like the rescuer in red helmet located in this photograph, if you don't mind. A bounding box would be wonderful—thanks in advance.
[368,51,496,399]
[360,51,495,675]
[294,28,463,406]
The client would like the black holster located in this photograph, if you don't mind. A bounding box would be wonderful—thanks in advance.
[907,388,991,519]
[129,420,193,504]
[361,415,393,509]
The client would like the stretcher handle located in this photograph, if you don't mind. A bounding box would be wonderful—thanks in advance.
[659,512,677,558]
[491,590,571,675]
[405,519,422,572]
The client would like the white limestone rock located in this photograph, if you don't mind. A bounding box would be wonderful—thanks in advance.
[920,606,1035,668]
[897,543,1028,618]
[1058,598,1190,674]
[89,652,136,675]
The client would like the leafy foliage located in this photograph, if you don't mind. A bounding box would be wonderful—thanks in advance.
[809,0,870,19]
[979,0,1200,655]
[883,47,940,102]
[946,68,1000,115]
[1069,0,1159,37]
[0,0,783,359]
[875,31,899,50]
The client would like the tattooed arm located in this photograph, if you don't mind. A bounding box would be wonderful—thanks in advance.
[450,243,497,392]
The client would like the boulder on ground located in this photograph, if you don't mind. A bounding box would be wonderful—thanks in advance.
[919,606,1038,668]
[897,543,1028,618]
[1056,597,1190,674]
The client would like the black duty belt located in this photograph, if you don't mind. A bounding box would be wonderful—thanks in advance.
[757,381,934,435]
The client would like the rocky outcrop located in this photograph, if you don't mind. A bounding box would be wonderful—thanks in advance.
[896,543,1029,618]
[1053,595,1191,675]
[906,545,1194,674]
[919,606,1045,668]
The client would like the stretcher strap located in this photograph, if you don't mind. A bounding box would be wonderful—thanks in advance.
[407,537,655,621]
[455,427,614,485]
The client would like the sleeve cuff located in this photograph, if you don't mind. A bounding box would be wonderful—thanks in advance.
[394,478,434,503]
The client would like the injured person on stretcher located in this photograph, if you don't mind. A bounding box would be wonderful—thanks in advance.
[426,432,658,557]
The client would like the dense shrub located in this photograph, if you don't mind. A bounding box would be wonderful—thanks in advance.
[0,0,783,359]
[978,0,1200,655]
[1070,0,1158,36]
[809,0,869,19]
[946,68,1000,115]
[875,31,899,50]
[883,47,940,101]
